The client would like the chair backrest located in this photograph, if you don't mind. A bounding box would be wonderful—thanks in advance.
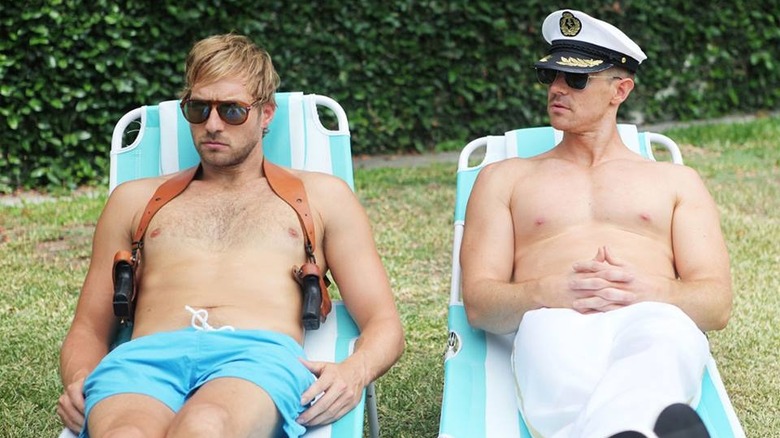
[450,124,683,304]
[109,92,354,192]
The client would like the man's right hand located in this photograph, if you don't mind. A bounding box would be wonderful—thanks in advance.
[57,377,86,433]
[569,246,638,313]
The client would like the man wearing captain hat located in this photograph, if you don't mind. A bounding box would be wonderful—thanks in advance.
[535,9,646,76]
[461,9,730,438]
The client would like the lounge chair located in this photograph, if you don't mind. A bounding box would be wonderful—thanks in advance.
[438,125,745,438]
[59,92,377,438]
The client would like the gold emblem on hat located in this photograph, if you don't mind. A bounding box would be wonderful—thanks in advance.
[557,57,604,68]
[560,11,581,37]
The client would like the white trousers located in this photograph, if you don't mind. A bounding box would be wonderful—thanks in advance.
[512,302,709,438]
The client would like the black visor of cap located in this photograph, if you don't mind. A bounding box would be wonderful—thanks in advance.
[535,39,640,73]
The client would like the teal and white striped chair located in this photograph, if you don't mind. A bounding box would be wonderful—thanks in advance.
[438,125,745,438]
[59,92,377,438]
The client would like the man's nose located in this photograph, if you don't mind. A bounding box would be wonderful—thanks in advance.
[204,106,225,131]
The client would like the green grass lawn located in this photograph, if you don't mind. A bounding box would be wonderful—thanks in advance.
[0,116,777,437]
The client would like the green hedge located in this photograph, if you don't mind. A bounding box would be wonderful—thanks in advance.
[2,0,779,192]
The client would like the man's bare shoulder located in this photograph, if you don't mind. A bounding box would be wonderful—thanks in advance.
[110,174,175,203]
[608,159,715,207]
[626,159,705,183]
[473,157,546,194]
[294,169,353,198]
[661,161,703,180]
[657,161,712,197]
[479,157,536,179]
[287,170,361,226]
[103,174,176,224]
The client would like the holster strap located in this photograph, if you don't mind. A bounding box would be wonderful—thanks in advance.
[263,160,332,318]
[262,160,316,257]
[128,166,198,267]
[127,161,332,319]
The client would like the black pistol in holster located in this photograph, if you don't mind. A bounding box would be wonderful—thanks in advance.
[295,260,331,330]
[112,250,137,325]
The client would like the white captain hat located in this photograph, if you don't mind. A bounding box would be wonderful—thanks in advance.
[534,9,647,73]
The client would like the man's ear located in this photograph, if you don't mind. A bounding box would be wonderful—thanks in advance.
[260,102,276,133]
[612,77,635,105]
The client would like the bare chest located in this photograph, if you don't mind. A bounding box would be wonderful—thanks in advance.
[141,188,306,253]
[511,164,676,238]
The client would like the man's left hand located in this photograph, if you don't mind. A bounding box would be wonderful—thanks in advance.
[570,246,639,312]
[296,358,366,426]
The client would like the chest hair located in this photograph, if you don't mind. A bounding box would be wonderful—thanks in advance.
[146,186,303,252]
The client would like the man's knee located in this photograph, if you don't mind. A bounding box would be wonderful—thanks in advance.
[88,423,155,438]
[169,403,233,437]
[87,394,173,438]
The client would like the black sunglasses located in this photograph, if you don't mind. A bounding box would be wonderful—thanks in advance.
[536,68,624,90]
[180,99,261,125]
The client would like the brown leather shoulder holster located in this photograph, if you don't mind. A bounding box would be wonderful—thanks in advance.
[112,160,332,330]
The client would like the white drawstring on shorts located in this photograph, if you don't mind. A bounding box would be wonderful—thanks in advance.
[185,305,235,332]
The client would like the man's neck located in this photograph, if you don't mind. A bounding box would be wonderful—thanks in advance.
[555,123,634,166]
[197,147,266,189]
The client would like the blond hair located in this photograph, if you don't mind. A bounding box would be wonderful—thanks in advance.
[180,34,280,107]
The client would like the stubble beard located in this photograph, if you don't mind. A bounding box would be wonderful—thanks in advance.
[197,137,258,169]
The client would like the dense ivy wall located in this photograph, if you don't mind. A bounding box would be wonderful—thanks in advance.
[2,0,779,192]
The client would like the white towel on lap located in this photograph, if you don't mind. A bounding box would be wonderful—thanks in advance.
[513,302,709,438]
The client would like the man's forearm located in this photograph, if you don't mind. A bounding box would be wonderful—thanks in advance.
[462,278,545,335]
[667,278,732,332]
[60,328,108,387]
[349,317,404,385]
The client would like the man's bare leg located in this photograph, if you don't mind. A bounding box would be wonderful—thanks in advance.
[87,393,174,437]
[167,377,282,438]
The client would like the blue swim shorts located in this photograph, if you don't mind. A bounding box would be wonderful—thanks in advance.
[81,328,316,437]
